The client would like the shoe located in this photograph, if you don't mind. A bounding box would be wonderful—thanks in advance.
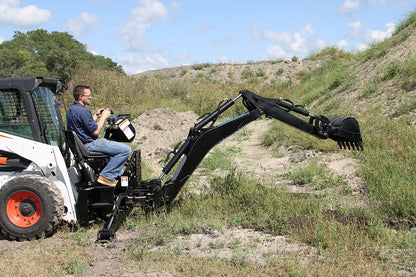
[97,175,118,187]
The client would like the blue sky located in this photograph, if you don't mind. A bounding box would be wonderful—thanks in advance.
[0,0,414,75]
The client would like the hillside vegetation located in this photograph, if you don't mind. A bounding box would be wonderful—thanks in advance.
[1,10,416,277]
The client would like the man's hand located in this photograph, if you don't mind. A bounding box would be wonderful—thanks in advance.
[95,108,111,119]
[101,108,112,119]
[92,108,112,136]
[95,108,105,117]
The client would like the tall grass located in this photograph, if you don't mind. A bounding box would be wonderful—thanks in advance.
[359,115,416,220]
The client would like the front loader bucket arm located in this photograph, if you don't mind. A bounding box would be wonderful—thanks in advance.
[241,90,363,150]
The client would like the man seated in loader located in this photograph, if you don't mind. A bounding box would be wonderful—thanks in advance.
[66,85,131,186]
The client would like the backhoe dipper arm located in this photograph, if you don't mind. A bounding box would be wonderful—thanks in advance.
[159,89,363,204]
[240,89,363,149]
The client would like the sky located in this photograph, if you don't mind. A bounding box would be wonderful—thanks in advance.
[0,0,415,75]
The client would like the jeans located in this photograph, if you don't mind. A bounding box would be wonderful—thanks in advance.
[85,138,132,181]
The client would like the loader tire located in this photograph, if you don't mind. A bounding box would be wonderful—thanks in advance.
[0,175,64,241]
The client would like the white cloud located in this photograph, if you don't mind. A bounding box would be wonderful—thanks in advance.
[0,36,4,43]
[63,13,99,36]
[366,22,396,42]
[119,0,168,52]
[218,56,230,63]
[118,53,169,74]
[347,21,361,38]
[352,22,396,51]
[0,0,51,27]
[338,0,360,15]
[356,43,368,51]
[301,24,315,36]
[263,25,316,59]
[336,40,349,49]
[266,44,290,59]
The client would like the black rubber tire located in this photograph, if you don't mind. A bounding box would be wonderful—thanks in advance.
[0,175,64,241]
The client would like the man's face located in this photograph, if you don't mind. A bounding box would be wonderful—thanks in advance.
[80,88,92,105]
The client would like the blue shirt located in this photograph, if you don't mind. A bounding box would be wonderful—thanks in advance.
[66,102,98,143]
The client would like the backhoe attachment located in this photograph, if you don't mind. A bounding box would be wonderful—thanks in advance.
[97,89,363,241]
[159,89,363,204]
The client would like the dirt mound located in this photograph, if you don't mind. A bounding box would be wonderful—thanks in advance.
[131,108,198,174]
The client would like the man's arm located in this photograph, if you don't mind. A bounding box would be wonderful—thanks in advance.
[92,108,111,136]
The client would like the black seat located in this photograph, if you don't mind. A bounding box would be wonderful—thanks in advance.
[65,130,109,161]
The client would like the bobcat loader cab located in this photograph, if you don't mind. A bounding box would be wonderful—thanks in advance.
[0,77,77,239]
[0,77,363,241]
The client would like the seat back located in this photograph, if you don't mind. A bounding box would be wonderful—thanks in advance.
[64,130,109,161]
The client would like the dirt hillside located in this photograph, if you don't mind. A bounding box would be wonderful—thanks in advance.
[136,59,324,85]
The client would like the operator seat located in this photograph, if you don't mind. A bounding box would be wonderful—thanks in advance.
[64,130,109,161]
[65,130,110,184]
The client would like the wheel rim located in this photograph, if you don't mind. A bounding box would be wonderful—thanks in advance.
[6,191,42,227]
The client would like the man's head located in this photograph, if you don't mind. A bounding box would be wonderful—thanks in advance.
[73,85,92,105]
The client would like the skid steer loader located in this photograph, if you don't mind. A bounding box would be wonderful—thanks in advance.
[0,77,363,241]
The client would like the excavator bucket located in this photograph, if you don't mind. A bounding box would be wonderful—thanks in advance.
[328,117,363,150]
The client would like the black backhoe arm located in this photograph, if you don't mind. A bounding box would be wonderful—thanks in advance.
[159,89,363,204]
[97,89,363,241]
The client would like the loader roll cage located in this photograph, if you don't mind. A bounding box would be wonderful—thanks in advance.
[0,77,65,150]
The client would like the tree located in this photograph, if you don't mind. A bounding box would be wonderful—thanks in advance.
[0,29,124,82]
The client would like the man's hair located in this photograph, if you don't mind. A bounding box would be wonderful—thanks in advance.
[73,85,91,101]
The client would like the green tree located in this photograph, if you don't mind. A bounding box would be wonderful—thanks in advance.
[0,29,124,82]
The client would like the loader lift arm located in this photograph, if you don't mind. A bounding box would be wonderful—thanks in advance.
[97,89,363,240]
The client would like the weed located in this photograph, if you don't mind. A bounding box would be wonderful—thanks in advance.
[153,123,163,130]
[382,60,401,80]
[226,146,243,154]
[288,161,324,186]
[180,69,187,76]
[242,67,255,79]
[256,68,267,78]
[276,67,284,76]
[193,63,211,70]
[362,83,378,98]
